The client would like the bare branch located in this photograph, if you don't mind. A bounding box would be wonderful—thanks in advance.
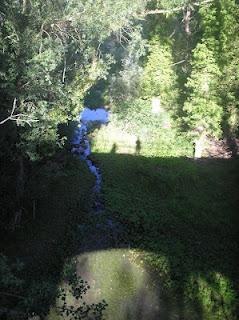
[144,0,213,16]
[62,57,66,84]
[145,6,183,15]
[0,98,17,125]
[171,59,186,66]
[0,98,39,126]
[193,0,213,6]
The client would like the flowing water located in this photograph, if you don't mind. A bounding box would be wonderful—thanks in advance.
[71,107,109,195]
[71,107,122,249]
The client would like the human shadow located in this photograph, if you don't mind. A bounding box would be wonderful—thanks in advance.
[110,143,118,154]
[135,137,141,155]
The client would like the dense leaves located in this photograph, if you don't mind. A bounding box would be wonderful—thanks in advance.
[0,0,147,160]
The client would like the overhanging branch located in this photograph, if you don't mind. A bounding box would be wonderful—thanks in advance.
[145,6,183,15]
[0,98,39,126]
[144,0,213,16]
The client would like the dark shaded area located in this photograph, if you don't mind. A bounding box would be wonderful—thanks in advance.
[90,153,239,319]
[1,153,239,319]
[0,152,95,318]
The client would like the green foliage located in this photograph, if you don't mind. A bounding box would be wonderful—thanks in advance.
[108,25,147,103]
[92,98,192,157]
[183,43,223,137]
[196,0,239,137]
[58,259,108,320]
[0,0,148,160]
[217,0,239,135]
[148,0,188,10]
[185,272,237,320]
[1,0,239,319]
[0,153,96,317]
[141,38,178,110]
[22,281,57,316]
[0,256,108,320]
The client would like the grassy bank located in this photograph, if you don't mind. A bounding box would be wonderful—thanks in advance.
[91,99,193,157]
[91,152,238,319]
[89,106,239,319]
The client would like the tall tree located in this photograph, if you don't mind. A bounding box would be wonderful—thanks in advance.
[141,36,179,113]
[183,0,239,157]
[0,0,148,228]
[183,42,223,157]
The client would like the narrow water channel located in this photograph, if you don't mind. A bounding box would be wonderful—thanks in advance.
[71,107,109,194]
[71,107,122,250]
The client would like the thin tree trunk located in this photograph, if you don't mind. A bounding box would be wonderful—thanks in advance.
[184,6,192,35]
[194,134,205,158]
[22,0,27,14]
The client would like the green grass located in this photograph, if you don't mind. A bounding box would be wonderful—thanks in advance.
[91,99,192,157]
[88,103,239,319]
[76,249,161,320]
[91,152,238,319]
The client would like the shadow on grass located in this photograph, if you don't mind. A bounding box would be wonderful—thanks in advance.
[85,153,239,320]
[1,153,238,319]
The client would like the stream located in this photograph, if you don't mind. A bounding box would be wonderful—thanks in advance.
[71,107,108,195]
[71,107,122,250]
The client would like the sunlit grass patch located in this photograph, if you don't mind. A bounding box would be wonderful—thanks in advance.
[76,249,161,320]
[55,249,162,320]
[91,100,192,157]
[91,123,137,154]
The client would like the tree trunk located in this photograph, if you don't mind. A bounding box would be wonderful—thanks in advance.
[22,0,27,14]
[184,6,192,35]
[194,135,205,159]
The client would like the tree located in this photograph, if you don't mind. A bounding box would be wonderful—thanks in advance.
[108,25,146,104]
[0,0,149,227]
[141,37,179,113]
[216,0,239,152]
[182,0,239,157]
[183,43,223,157]
[0,0,148,156]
